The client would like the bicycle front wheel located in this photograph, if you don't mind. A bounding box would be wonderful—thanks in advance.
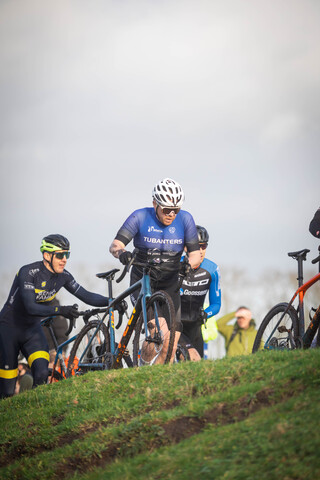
[67,320,110,376]
[252,302,299,353]
[133,290,176,366]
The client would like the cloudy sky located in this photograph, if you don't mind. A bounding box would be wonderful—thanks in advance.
[0,0,319,303]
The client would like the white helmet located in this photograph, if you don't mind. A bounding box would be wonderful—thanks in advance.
[152,178,185,208]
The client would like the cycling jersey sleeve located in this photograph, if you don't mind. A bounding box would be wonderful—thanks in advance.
[115,209,141,246]
[204,265,221,318]
[65,285,109,307]
[183,213,200,253]
[63,273,109,307]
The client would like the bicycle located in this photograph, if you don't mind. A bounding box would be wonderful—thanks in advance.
[40,307,104,382]
[252,246,320,353]
[67,251,177,374]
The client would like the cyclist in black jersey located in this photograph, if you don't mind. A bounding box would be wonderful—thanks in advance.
[109,178,201,363]
[179,226,221,360]
[0,234,110,399]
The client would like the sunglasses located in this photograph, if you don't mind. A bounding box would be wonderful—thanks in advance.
[160,206,181,215]
[54,251,70,259]
[199,243,208,250]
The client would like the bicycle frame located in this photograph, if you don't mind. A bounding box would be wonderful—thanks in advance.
[261,248,320,347]
[41,317,78,382]
[290,272,320,336]
[77,265,162,370]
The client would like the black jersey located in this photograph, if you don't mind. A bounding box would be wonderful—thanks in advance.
[180,257,221,324]
[0,261,108,327]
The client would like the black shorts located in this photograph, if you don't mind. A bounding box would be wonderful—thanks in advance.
[179,322,204,357]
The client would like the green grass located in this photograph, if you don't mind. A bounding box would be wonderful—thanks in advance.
[1,349,320,480]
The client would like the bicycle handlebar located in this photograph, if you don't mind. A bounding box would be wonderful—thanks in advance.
[115,248,182,284]
[116,251,137,284]
[311,254,320,265]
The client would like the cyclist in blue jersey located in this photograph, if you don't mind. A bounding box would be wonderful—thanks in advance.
[0,234,111,399]
[109,178,201,363]
[179,226,221,360]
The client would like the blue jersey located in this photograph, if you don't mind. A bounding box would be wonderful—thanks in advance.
[180,257,221,323]
[116,207,199,277]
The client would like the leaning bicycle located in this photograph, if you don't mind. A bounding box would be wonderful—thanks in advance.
[41,307,107,382]
[252,246,320,353]
[67,251,176,374]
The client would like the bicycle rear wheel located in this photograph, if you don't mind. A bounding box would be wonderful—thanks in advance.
[133,290,176,366]
[252,302,300,353]
[67,320,110,376]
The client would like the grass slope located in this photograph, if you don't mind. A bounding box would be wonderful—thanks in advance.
[1,349,320,480]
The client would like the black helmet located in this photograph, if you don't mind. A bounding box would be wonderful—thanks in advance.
[196,225,209,244]
[40,234,70,253]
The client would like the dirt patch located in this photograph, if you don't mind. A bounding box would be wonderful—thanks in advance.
[0,398,181,469]
[53,386,289,479]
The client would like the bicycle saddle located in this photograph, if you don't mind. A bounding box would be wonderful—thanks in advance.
[288,249,310,261]
[96,268,120,280]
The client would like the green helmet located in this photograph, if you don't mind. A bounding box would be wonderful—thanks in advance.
[40,234,70,253]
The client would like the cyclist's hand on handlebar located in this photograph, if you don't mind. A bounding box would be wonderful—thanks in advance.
[119,251,133,266]
[59,304,80,320]
[116,299,128,315]
[179,259,191,277]
[198,307,208,324]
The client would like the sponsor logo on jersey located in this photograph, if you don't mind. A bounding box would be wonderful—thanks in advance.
[183,279,209,287]
[9,287,19,305]
[181,289,207,296]
[24,282,35,290]
[194,272,207,278]
[148,226,163,233]
[35,289,57,302]
[29,268,40,277]
[41,281,46,287]
[143,237,183,245]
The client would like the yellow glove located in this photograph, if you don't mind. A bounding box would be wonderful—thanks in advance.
[201,316,218,342]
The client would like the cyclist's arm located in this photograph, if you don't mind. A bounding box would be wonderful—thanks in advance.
[109,239,127,259]
[309,207,320,238]
[205,267,221,318]
[65,285,108,307]
[183,212,201,268]
[188,249,201,269]
[63,273,109,307]
[110,210,142,258]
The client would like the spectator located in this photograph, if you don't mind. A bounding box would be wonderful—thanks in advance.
[216,306,259,357]
[15,362,33,394]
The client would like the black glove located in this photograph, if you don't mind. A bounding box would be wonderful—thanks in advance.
[59,304,80,320]
[119,251,133,266]
[198,307,208,324]
[179,259,191,277]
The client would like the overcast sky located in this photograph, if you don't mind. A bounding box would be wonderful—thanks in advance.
[0,0,319,302]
